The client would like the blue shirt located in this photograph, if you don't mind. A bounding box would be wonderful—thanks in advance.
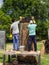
[28,23,37,35]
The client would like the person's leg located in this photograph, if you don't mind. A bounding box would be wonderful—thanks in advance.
[33,35,37,51]
[16,33,20,50]
[13,34,16,50]
[28,36,32,51]
[13,34,19,50]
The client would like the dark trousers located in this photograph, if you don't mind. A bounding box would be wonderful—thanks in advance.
[28,35,37,51]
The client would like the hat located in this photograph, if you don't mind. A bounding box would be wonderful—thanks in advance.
[30,20,33,23]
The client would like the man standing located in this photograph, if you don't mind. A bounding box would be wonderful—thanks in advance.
[27,17,37,51]
[10,18,20,51]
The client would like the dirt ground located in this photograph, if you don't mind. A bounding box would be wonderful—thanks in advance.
[0,63,12,65]
[0,63,2,65]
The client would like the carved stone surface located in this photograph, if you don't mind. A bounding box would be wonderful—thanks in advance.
[20,22,29,50]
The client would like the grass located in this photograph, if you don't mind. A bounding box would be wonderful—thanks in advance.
[0,42,49,65]
[37,41,49,65]
[41,54,49,65]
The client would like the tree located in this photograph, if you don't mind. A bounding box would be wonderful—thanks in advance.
[2,0,49,20]
[0,10,11,41]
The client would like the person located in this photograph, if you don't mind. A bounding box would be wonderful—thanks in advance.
[27,17,37,51]
[10,18,20,51]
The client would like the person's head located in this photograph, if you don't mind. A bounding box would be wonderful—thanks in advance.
[12,18,15,23]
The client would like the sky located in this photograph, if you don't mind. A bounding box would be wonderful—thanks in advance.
[0,0,3,8]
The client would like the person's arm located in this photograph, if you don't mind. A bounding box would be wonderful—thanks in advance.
[10,25,13,34]
[10,28,12,34]
[17,21,20,24]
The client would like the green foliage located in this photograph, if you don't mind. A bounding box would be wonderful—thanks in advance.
[0,10,11,41]
[36,20,49,40]
[2,0,49,20]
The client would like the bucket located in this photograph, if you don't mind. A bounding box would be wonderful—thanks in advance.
[19,45,25,52]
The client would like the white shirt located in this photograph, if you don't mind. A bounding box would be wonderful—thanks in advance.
[10,21,19,34]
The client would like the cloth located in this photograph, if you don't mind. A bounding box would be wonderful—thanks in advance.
[27,24,37,35]
[13,33,20,50]
[10,21,19,34]
[28,35,37,51]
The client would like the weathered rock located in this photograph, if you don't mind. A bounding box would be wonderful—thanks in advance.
[44,40,49,53]
[17,56,37,65]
